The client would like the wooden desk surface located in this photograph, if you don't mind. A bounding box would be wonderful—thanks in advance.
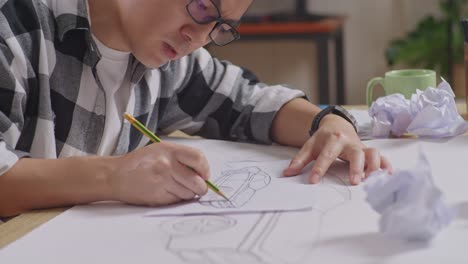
[0,130,198,249]
[1,103,467,249]
[348,103,468,119]
[0,208,66,249]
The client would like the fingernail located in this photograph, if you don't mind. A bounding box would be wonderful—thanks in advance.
[289,160,300,169]
[352,174,361,185]
[310,173,321,184]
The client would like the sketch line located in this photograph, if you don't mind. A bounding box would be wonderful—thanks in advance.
[160,164,354,264]
[199,166,271,209]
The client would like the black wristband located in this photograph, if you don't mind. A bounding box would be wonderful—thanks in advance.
[309,105,358,136]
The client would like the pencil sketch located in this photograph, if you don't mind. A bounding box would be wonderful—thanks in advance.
[161,215,237,237]
[161,167,352,264]
[199,167,271,208]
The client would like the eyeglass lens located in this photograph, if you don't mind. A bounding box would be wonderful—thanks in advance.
[187,0,239,46]
[187,0,219,24]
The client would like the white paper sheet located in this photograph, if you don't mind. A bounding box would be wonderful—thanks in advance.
[145,161,318,216]
[1,137,468,264]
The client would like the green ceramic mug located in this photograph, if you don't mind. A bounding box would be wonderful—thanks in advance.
[366,69,437,106]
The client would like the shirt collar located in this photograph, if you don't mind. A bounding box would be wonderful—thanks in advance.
[51,0,92,42]
[50,0,149,81]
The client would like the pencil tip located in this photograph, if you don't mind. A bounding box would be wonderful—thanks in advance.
[219,192,230,201]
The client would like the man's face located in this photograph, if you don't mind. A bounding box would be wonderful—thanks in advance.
[118,0,253,68]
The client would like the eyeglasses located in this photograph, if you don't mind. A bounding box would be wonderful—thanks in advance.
[186,0,240,46]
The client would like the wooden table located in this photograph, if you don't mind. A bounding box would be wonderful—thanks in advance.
[1,103,467,249]
[457,102,466,119]
[0,208,66,248]
[238,14,346,105]
[349,103,468,119]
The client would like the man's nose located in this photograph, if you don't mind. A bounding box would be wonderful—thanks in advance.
[181,22,213,46]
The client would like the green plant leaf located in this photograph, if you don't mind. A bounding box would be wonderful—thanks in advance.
[385,0,468,78]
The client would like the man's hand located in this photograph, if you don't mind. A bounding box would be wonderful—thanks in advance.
[283,114,392,185]
[110,142,210,206]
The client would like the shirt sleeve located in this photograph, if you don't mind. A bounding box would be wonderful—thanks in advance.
[158,48,305,144]
[0,42,30,176]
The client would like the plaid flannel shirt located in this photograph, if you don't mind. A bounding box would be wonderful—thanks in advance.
[0,0,305,176]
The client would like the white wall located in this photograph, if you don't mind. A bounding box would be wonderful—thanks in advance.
[308,0,441,103]
[210,0,442,104]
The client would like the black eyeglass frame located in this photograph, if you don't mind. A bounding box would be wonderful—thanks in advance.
[185,0,241,46]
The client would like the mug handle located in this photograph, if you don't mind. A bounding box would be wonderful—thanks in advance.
[366,77,384,107]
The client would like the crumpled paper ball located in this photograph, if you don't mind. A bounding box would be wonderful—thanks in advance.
[368,93,412,137]
[369,80,468,138]
[407,80,468,137]
[364,149,457,241]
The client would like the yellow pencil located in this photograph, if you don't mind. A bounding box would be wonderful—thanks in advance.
[123,112,229,201]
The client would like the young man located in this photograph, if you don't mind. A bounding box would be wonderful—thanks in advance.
[0,0,391,217]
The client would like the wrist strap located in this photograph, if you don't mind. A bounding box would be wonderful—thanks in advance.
[309,105,358,136]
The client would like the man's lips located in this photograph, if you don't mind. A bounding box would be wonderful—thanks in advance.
[162,42,178,60]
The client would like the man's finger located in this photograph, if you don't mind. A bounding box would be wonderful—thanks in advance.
[283,139,315,177]
[165,177,198,200]
[156,189,181,206]
[174,146,211,180]
[381,156,393,174]
[364,148,381,178]
[309,139,343,184]
[343,147,365,185]
[172,164,208,196]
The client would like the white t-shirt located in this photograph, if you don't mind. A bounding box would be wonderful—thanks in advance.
[92,35,131,156]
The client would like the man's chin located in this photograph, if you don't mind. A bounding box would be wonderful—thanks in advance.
[134,55,166,69]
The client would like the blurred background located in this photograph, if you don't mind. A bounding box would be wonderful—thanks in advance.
[208,0,467,105]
